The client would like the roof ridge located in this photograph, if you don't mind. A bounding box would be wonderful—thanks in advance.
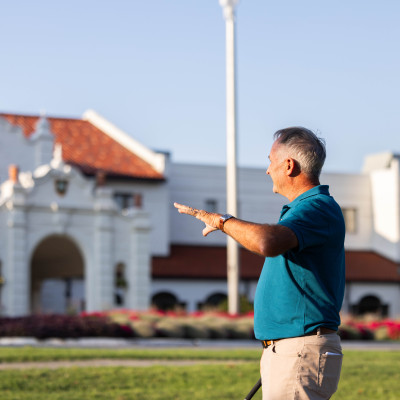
[0,111,81,121]
[83,109,167,175]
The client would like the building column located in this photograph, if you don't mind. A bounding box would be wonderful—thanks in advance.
[127,210,151,310]
[88,187,115,312]
[4,180,29,316]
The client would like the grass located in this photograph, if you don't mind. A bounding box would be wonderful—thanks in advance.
[336,351,400,399]
[0,348,399,399]
[0,364,261,400]
[0,346,261,362]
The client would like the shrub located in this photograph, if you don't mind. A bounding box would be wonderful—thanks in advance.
[130,320,156,338]
[180,318,210,339]
[218,295,254,314]
[154,318,185,338]
[1,311,399,342]
[227,318,254,339]
[199,317,231,339]
[0,315,134,339]
[338,316,400,341]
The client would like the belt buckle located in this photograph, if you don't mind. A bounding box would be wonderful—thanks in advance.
[261,340,273,348]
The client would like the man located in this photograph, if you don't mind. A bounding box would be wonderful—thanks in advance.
[174,127,345,400]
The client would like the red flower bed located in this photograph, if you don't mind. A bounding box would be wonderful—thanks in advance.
[0,310,399,341]
[339,317,400,341]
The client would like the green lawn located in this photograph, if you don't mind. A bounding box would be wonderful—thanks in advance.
[0,346,261,362]
[0,347,399,399]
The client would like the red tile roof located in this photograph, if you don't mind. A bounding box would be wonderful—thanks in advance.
[345,251,400,282]
[153,246,400,282]
[153,245,265,280]
[0,113,163,180]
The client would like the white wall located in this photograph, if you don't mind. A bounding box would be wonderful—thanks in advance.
[169,163,286,246]
[369,159,400,261]
[107,181,169,257]
[323,172,372,250]
[169,163,375,251]
[151,279,258,313]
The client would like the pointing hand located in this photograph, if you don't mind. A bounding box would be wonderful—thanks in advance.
[174,202,220,236]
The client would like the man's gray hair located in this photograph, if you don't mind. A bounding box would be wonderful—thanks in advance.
[273,127,326,179]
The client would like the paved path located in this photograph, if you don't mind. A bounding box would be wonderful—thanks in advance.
[1,338,399,370]
[0,359,249,370]
[2,337,400,350]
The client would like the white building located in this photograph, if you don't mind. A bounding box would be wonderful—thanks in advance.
[1,111,400,317]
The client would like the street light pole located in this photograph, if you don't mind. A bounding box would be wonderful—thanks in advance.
[219,0,240,315]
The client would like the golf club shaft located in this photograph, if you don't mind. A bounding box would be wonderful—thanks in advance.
[244,377,262,400]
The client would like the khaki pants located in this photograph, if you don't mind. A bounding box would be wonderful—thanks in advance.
[260,333,343,400]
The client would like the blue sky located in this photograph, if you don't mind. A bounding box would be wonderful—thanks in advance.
[1,0,399,173]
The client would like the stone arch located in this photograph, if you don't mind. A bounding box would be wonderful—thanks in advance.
[30,234,85,314]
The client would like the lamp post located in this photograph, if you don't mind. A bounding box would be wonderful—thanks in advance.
[219,0,240,315]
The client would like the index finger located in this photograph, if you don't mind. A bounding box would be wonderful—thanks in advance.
[174,202,197,216]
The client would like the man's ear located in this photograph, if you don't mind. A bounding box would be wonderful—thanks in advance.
[285,158,298,176]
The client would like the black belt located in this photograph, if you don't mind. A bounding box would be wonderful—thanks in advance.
[261,327,336,348]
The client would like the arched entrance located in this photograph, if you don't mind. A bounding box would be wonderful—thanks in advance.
[30,235,85,314]
[352,294,389,317]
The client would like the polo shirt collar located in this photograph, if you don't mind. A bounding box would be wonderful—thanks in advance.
[286,185,330,209]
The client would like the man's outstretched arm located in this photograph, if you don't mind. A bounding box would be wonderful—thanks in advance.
[174,202,298,258]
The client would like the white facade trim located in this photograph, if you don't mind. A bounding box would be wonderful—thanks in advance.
[0,157,152,316]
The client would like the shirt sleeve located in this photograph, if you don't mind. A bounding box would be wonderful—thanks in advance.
[277,201,330,252]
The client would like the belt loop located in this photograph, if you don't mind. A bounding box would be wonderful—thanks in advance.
[317,327,321,336]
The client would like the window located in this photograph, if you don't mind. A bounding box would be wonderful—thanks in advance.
[205,199,218,213]
[114,192,142,210]
[114,263,127,307]
[341,208,357,234]
[114,193,134,210]
[197,292,227,311]
[352,295,388,317]
[205,292,227,306]
[152,291,179,311]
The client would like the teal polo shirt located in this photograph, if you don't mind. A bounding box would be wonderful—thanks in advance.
[254,185,345,340]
